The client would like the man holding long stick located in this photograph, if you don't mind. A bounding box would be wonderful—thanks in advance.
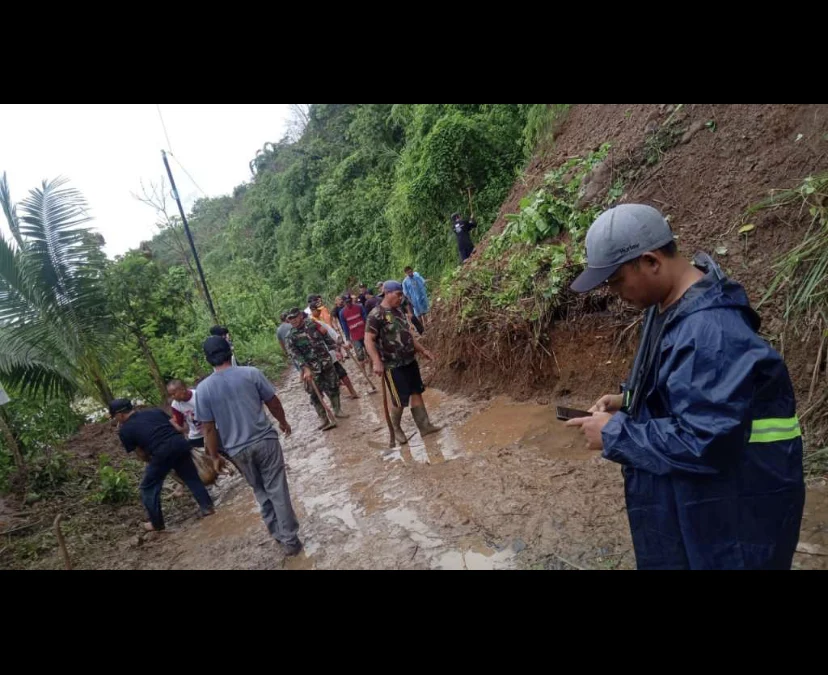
[365,281,441,443]
[284,308,347,431]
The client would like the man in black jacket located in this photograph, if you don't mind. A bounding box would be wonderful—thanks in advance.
[451,212,477,262]
[110,399,215,532]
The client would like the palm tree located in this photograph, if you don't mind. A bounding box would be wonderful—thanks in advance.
[0,173,115,404]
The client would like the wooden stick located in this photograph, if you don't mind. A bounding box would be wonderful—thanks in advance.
[354,354,378,392]
[0,520,42,537]
[309,376,336,426]
[54,514,72,571]
[548,551,587,571]
[380,374,395,449]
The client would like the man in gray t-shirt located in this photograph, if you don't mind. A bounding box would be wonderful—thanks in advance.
[196,366,278,456]
[276,312,297,371]
[196,336,303,556]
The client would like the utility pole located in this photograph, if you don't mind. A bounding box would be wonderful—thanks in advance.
[161,150,219,325]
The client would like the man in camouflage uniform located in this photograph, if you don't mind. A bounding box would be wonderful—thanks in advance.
[365,280,441,443]
[284,308,348,431]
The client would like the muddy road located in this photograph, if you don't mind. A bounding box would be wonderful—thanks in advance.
[90,366,828,571]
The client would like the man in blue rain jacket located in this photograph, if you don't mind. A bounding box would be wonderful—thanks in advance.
[567,204,805,570]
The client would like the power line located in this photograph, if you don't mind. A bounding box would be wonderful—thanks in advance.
[156,104,174,154]
[169,153,208,199]
[155,105,208,200]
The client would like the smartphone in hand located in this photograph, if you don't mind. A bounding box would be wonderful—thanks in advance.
[556,406,593,421]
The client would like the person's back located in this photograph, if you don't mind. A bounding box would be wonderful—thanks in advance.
[195,366,277,456]
[451,213,477,261]
[119,408,186,456]
[365,295,380,313]
[196,336,302,555]
[277,315,300,372]
[210,325,238,367]
[277,322,292,344]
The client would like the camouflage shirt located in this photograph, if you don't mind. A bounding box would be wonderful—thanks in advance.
[285,318,337,373]
[366,305,416,369]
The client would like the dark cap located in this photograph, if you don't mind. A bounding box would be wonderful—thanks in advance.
[203,336,233,364]
[570,204,675,293]
[383,280,403,293]
[286,307,304,320]
[108,398,133,416]
[210,325,229,337]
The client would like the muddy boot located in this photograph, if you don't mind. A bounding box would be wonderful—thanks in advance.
[411,406,442,437]
[390,406,409,445]
[315,403,336,431]
[283,538,304,557]
[331,392,349,419]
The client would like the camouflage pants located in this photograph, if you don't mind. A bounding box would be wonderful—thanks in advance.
[304,363,340,416]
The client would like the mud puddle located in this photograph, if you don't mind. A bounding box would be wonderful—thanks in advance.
[381,393,591,466]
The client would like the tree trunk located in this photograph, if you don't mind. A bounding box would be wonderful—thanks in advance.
[92,375,114,407]
[137,332,167,404]
[0,406,25,471]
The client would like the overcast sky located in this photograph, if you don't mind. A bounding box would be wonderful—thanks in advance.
[0,104,291,257]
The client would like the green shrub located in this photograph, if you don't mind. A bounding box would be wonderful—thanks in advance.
[95,454,133,505]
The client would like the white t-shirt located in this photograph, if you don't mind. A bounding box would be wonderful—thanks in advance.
[171,390,203,440]
[313,319,341,361]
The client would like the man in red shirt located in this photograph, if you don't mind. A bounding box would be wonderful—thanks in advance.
[339,293,368,362]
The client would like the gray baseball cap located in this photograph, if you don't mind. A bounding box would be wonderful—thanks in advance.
[570,204,674,292]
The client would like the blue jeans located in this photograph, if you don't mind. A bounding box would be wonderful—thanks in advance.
[140,439,214,530]
[352,339,366,361]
